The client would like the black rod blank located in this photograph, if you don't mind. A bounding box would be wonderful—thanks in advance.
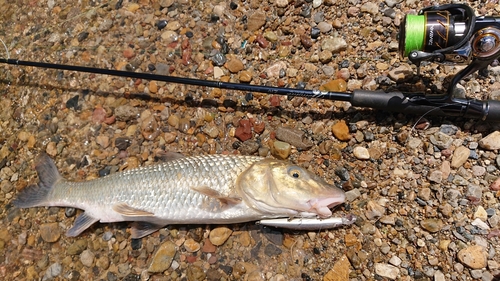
[0,58,352,101]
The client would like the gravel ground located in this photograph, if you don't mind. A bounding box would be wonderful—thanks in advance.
[1,0,500,280]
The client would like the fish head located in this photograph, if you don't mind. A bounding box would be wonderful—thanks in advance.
[236,159,345,218]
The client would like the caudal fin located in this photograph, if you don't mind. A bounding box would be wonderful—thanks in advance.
[13,154,61,208]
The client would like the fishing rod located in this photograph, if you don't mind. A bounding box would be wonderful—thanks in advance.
[1,3,500,122]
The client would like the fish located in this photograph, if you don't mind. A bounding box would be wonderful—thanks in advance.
[13,153,346,238]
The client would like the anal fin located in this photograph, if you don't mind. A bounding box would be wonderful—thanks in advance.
[113,203,155,216]
[66,212,99,237]
[130,221,165,239]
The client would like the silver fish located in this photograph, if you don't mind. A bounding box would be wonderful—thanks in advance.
[13,154,345,238]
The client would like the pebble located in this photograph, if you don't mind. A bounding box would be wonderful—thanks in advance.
[239,70,253,82]
[478,131,500,150]
[183,238,201,252]
[457,245,487,269]
[226,58,244,73]
[266,61,287,78]
[43,263,62,281]
[272,140,292,160]
[321,37,347,53]
[320,79,347,92]
[235,119,253,142]
[360,2,379,15]
[374,263,399,280]
[148,241,176,273]
[247,11,266,31]
[430,132,453,149]
[491,177,500,190]
[238,140,260,155]
[80,249,94,267]
[474,206,488,221]
[365,200,385,220]
[275,127,313,150]
[420,219,443,233]
[67,239,88,255]
[317,21,332,33]
[332,120,351,141]
[353,146,370,160]
[323,255,350,281]
[427,170,443,183]
[451,146,470,168]
[39,222,61,243]
[388,64,412,81]
[209,227,232,246]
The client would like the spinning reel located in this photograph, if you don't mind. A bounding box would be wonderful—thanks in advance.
[399,3,500,97]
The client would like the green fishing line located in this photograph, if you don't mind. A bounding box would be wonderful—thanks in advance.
[403,15,426,56]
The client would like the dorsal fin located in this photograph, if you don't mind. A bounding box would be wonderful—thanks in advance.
[113,203,155,216]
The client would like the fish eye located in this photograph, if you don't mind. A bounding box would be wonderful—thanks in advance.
[288,169,301,179]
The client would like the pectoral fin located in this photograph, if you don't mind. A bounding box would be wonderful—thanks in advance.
[190,186,242,205]
[113,203,155,216]
[66,212,99,237]
[130,221,165,238]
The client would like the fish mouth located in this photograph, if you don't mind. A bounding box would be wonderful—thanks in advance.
[307,196,345,218]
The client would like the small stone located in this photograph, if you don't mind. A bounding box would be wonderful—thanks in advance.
[238,140,260,155]
[239,70,253,82]
[123,48,135,59]
[96,135,109,148]
[202,238,217,253]
[365,200,385,220]
[275,127,313,150]
[67,239,87,255]
[388,64,412,81]
[40,222,61,243]
[474,206,488,221]
[275,0,288,8]
[247,11,266,31]
[46,142,57,157]
[389,255,402,266]
[360,2,379,15]
[427,170,443,183]
[226,58,244,73]
[491,177,500,191]
[478,131,500,150]
[353,146,370,160]
[209,227,232,246]
[451,146,470,168]
[266,61,287,78]
[16,131,29,141]
[323,255,350,281]
[184,238,201,253]
[317,21,332,33]
[148,241,176,273]
[263,31,278,42]
[187,265,206,281]
[457,245,487,269]
[374,263,399,280]
[420,219,443,233]
[344,234,358,246]
[115,105,139,121]
[43,263,62,280]
[161,30,178,44]
[319,79,347,92]
[80,249,95,267]
[235,119,253,142]
[272,140,292,160]
[264,244,282,256]
[239,232,252,247]
[430,132,453,149]
[332,120,351,141]
[321,37,347,53]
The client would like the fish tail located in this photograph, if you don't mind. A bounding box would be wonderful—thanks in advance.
[13,154,61,208]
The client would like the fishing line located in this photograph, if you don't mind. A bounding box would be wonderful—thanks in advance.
[402,15,425,57]
[0,38,10,59]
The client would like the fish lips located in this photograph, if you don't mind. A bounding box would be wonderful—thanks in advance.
[307,194,346,218]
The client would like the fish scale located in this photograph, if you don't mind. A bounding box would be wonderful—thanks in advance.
[14,153,346,238]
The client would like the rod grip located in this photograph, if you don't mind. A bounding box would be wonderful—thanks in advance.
[486,100,500,122]
[350,90,441,115]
